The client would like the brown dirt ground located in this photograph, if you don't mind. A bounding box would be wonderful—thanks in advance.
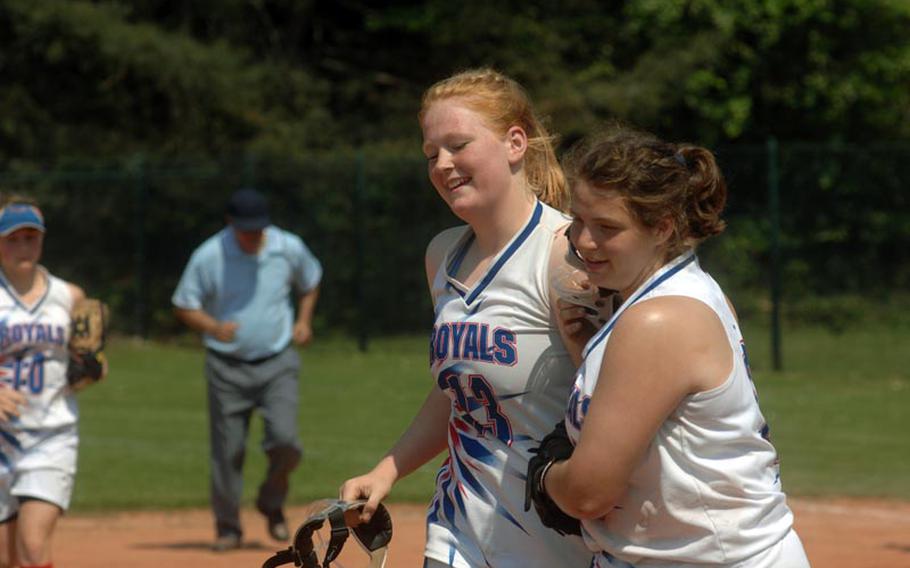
[53,497,910,567]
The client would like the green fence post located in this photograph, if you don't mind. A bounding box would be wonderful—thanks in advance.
[132,155,149,338]
[355,152,369,352]
[767,137,782,371]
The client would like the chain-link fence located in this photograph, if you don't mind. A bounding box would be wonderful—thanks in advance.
[1,141,908,355]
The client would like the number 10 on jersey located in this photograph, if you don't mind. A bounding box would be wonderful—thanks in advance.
[1,352,46,394]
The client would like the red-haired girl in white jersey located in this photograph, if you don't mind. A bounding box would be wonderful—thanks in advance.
[341,69,599,568]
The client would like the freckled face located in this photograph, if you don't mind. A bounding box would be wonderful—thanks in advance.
[568,181,667,299]
[421,99,515,221]
[0,228,44,276]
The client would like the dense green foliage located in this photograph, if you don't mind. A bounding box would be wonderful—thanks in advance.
[0,0,332,161]
[72,328,910,511]
[1,1,908,336]
[3,0,909,164]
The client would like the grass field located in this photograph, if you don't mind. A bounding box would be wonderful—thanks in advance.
[740,322,910,499]
[71,323,910,512]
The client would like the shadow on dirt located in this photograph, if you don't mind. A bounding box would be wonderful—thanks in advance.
[131,540,273,552]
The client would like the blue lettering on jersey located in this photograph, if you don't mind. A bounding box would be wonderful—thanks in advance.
[433,325,450,362]
[450,323,467,358]
[478,326,494,362]
[492,329,516,365]
[1,352,47,394]
[0,322,65,351]
[566,385,591,431]
[430,322,517,367]
[462,325,479,360]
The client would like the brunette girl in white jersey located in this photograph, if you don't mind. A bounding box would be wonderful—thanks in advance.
[341,69,597,568]
[0,196,89,568]
[531,126,810,567]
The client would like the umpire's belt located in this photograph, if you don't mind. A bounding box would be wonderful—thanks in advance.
[207,344,288,366]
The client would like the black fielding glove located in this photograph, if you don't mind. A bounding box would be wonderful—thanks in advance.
[524,421,582,536]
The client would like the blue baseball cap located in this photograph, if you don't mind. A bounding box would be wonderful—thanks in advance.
[0,204,46,236]
[226,188,270,231]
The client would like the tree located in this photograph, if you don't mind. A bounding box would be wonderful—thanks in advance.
[0,0,333,166]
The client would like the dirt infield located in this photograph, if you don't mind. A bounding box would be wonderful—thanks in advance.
[54,497,910,567]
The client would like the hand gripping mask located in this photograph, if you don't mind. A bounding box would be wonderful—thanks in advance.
[262,500,393,568]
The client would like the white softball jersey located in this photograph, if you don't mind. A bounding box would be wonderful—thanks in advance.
[565,253,809,567]
[0,268,79,517]
[425,201,593,568]
[0,268,77,437]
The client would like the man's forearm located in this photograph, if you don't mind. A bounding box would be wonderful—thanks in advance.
[174,307,219,335]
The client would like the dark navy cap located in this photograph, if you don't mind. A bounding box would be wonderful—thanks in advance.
[226,188,270,231]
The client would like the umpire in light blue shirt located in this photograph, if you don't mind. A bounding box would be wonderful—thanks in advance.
[172,188,322,552]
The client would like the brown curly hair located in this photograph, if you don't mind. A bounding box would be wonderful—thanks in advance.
[563,124,727,258]
[419,68,568,211]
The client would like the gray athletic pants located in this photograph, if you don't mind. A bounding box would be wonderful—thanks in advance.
[204,345,303,538]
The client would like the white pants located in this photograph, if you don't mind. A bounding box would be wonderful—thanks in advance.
[0,426,78,520]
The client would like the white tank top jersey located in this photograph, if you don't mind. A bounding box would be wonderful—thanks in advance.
[566,253,808,568]
[0,268,77,439]
[425,201,593,568]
